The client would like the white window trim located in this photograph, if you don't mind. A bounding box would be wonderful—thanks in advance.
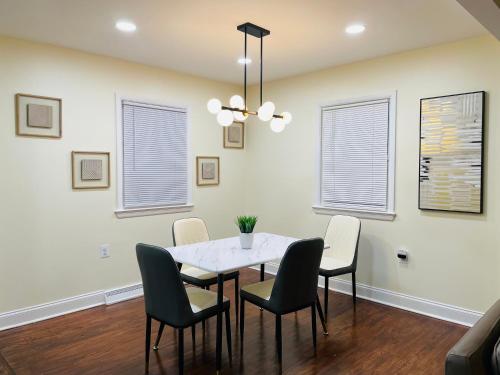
[114,93,193,218]
[313,91,397,221]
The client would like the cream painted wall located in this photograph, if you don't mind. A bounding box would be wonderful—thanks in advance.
[1,35,498,317]
[244,35,500,312]
[0,36,245,313]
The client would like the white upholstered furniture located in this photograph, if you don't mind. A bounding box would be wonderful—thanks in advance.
[172,218,240,322]
[319,215,361,321]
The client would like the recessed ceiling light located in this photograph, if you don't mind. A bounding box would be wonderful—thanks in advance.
[115,20,137,33]
[345,23,365,35]
[238,57,252,65]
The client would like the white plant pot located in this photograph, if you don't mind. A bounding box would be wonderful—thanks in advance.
[239,233,254,249]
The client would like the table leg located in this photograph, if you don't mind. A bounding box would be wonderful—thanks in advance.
[316,294,328,335]
[259,264,265,311]
[216,273,224,374]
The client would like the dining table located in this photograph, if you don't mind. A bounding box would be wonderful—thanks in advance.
[164,232,329,373]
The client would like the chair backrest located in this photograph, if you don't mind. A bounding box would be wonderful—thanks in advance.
[136,243,193,326]
[323,215,361,267]
[269,238,324,314]
[172,217,209,246]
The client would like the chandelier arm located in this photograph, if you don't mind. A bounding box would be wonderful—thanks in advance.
[221,106,283,119]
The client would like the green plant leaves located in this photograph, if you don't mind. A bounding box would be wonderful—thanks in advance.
[235,216,257,233]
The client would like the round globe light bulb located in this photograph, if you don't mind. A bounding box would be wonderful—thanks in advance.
[229,95,244,109]
[270,117,286,133]
[258,101,275,122]
[281,112,292,125]
[217,110,234,127]
[233,111,248,122]
[207,98,222,114]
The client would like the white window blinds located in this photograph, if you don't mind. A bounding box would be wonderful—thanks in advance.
[122,100,188,209]
[320,99,390,212]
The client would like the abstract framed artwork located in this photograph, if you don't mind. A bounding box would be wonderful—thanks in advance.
[419,91,485,213]
[196,156,219,186]
[15,93,62,138]
[72,151,110,189]
[223,121,244,149]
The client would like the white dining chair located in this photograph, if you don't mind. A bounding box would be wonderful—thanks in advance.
[172,218,240,323]
[319,215,361,322]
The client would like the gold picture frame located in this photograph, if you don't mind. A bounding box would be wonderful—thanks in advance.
[223,121,244,149]
[71,151,110,189]
[196,156,220,186]
[15,93,62,138]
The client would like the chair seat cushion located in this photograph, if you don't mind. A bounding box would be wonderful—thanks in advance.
[186,287,229,313]
[240,279,274,302]
[180,265,239,287]
[320,256,350,271]
[182,265,217,280]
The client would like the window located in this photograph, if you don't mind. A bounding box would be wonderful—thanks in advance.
[315,94,396,220]
[115,99,192,218]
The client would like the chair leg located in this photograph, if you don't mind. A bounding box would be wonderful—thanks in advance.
[324,276,329,323]
[352,272,357,304]
[145,315,152,373]
[225,308,232,365]
[235,276,239,324]
[153,322,165,350]
[276,314,282,371]
[240,298,245,347]
[311,304,317,350]
[178,328,184,375]
[191,324,196,348]
[316,294,328,335]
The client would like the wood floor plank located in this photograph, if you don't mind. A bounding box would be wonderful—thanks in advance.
[0,269,466,374]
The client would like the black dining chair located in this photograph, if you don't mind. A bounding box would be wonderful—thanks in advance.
[136,243,232,374]
[239,238,324,371]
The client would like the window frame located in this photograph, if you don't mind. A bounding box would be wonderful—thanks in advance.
[313,92,397,221]
[114,94,193,218]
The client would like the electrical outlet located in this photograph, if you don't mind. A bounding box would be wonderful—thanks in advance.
[99,244,110,258]
[397,249,408,263]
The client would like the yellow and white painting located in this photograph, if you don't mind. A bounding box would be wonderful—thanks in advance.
[419,91,484,213]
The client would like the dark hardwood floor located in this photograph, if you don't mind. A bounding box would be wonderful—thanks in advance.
[0,269,466,374]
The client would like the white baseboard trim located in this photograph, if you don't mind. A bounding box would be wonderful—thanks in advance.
[0,283,143,331]
[1,265,483,331]
[251,263,482,327]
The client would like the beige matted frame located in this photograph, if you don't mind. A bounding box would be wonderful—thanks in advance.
[71,151,111,189]
[15,93,62,139]
[196,156,220,186]
[223,121,245,149]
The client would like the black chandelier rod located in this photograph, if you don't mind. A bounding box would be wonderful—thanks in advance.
[244,26,247,109]
[260,31,263,107]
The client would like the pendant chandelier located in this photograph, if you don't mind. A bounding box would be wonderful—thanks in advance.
[207,22,292,133]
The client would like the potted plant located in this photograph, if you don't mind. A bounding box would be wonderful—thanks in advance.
[236,216,258,249]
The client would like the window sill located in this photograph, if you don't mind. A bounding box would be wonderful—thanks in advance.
[115,204,194,219]
[312,205,396,221]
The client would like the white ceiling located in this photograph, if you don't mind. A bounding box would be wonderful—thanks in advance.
[0,0,486,84]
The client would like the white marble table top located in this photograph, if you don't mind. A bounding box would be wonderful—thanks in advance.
[164,232,299,273]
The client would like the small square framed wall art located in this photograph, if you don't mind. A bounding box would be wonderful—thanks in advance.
[15,93,62,138]
[223,121,244,149]
[72,151,110,189]
[196,156,219,186]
